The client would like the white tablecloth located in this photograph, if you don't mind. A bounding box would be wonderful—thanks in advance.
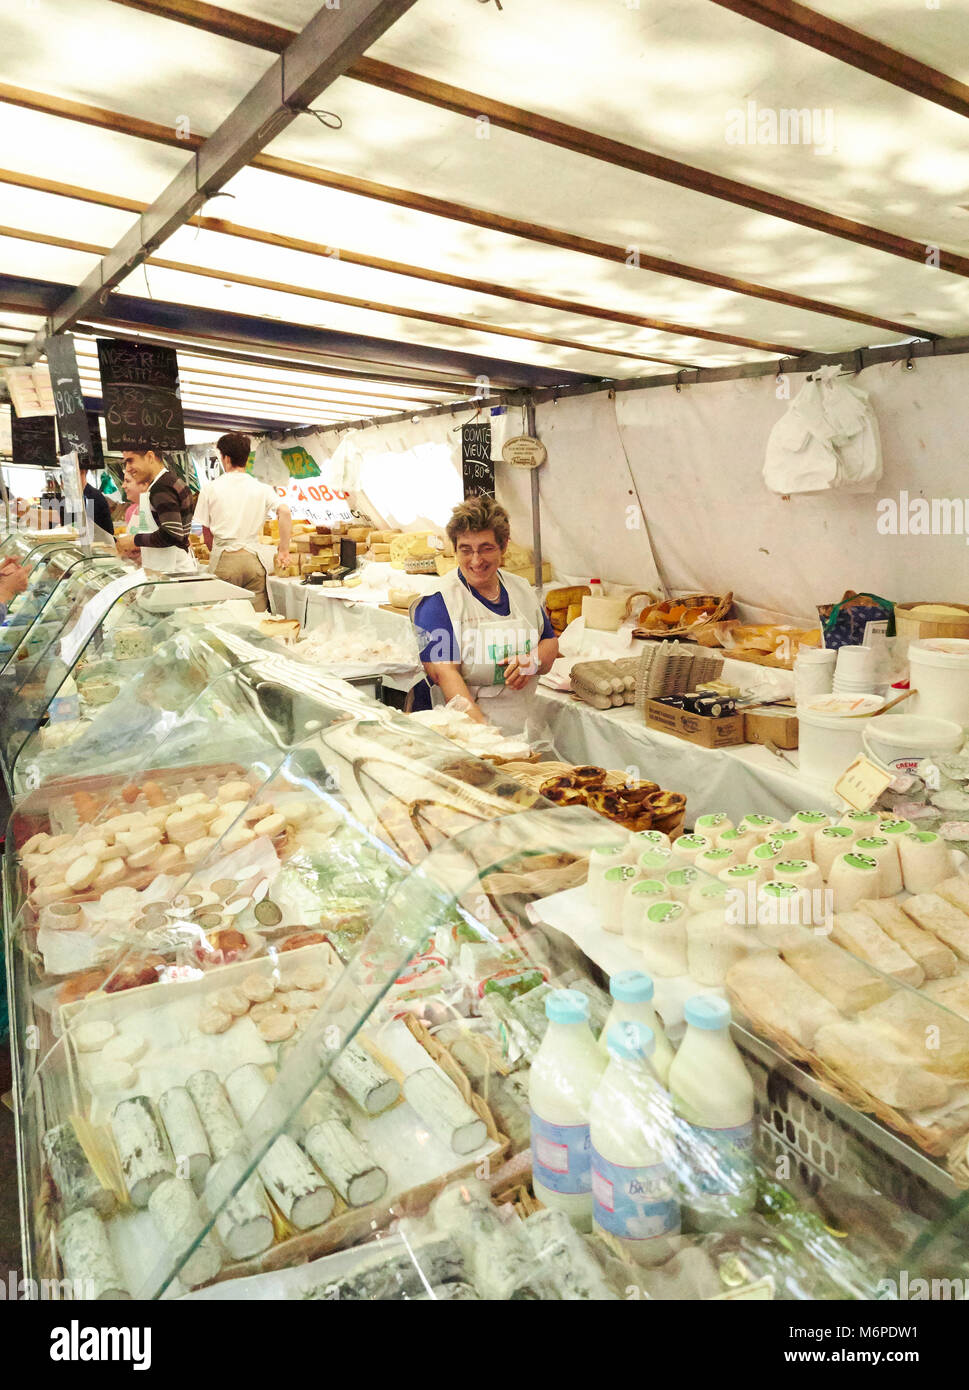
[268,582,424,692]
[266,577,308,624]
[535,688,842,823]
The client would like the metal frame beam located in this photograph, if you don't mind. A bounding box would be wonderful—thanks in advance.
[16,0,419,363]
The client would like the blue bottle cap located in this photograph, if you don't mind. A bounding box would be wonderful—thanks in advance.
[609,970,654,1003]
[545,989,591,1025]
[684,995,731,1030]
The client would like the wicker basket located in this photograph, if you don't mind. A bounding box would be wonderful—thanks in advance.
[633,591,734,641]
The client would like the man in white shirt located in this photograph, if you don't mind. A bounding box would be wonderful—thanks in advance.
[194,433,293,611]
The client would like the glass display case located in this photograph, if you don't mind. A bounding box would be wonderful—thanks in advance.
[7,634,969,1300]
[0,565,260,791]
[0,542,101,672]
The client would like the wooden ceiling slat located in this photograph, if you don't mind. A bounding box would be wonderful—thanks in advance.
[708,0,969,121]
[0,168,809,354]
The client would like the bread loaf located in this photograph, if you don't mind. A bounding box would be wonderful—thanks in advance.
[829,911,924,987]
[780,936,896,1014]
[813,1021,950,1110]
[726,953,840,1047]
[859,990,969,1077]
[857,898,957,979]
[901,894,969,962]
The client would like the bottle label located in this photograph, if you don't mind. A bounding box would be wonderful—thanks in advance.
[591,1150,679,1241]
[682,1121,755,1197]
[530,1112,592,1195]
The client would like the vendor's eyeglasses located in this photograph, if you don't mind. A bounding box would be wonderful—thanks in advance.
[457,543,500,559]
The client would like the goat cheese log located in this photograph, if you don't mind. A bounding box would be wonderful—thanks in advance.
[147,1177,225,1288]
[224,1064,335,1229]
[57,1207,130,1300]
[158,1087,212,1193]
[43,1122,116,1218]
[402,1068,488,1155]
[111,1097,174,1208]
[328,1040,401,1116]
[301,1120,388,1208]
[186,1070,274,1259]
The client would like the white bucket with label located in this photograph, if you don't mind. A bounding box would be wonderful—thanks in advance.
[797,696,882,786]
[909,639,969,726]
[862,714,964,776]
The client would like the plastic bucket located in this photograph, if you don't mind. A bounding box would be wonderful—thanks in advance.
[909,639,969,726]
[862,714,964,776]
[797,708,872,785]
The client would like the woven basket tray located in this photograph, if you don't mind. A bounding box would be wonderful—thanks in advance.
[633,591,734,641]
[727,989,968,1175]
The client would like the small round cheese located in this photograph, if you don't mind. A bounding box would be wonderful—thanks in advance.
[126,845,161,871]
[220,827,255,854]
[257,1013,294,1042]
[103,1032,146,1064]
[216,988,249,1017]
[209,814,234,839]
[153,844,184,872]
[292,964,329,992]
[215,800,249,822]
[252,813,285,839]
[242,975,275,1003]
[183,836,217,863]
[176,792,208,808]
[217,781,252,804]
[74,1020,115,1053]
[117,826,162,855]
[65,855,99,891]
[198,1007,233,1035]
[193,802,221,825]
[165,810,206,846]
[33,881,72,906]
[98,842,128,862]
[21,832,52,855]
[88,1059,137,1093]
[94,859,128,888]
[250,999,285,1022]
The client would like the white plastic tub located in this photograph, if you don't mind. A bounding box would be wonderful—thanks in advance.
[797,707,873,786]
[909,639,969,726]
[862,714,964,776]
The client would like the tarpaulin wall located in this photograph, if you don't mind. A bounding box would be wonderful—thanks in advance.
[252,351,969,626]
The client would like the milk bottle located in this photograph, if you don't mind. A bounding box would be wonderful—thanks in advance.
[529,989,607,1230]
[668,996,756,1231]
[590,1022,680,1265]
[600,971,675,1084]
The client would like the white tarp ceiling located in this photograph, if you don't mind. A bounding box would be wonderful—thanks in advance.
[1,0,969,431]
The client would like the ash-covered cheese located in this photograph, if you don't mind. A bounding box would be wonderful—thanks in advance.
[111,1096,174,1207]
[57,1207,130,1300]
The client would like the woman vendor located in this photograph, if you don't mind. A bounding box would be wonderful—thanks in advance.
[414,495,558,736]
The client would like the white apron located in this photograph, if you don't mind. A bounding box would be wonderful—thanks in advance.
[135,490,197,576]
[438,567,544,736]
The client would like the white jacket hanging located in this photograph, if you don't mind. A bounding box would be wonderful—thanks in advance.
[763,365,882,495]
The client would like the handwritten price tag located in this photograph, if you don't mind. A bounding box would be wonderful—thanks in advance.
[834,755,893,812]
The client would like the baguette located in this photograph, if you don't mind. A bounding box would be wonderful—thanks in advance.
[781,937,895,1015]
[901,893,969,963]
[856,898,957,979]
[726,953,840,1048]
[814,1021,950,1110]
[829,912,924,987]
[859,990,969,1078]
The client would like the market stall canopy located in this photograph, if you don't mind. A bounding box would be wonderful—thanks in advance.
[2,0,968,432]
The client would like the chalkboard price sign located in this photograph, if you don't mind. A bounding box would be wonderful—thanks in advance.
[461,421,495,498]
[11,413,56,468]
[97,337,186,452]
[46,333,94,465]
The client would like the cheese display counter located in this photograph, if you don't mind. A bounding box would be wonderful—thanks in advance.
[7,631,969,1301]
[0,564,258,792]
[0,541,94,672]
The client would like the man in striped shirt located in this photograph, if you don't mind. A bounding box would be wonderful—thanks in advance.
[115,446,195,563]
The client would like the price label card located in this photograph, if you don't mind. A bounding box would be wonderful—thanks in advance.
[711,1275,775,1301]
[835,755,893,811]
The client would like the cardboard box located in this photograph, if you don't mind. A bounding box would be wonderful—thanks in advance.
[645,700,745,749]
[744,706,799,750]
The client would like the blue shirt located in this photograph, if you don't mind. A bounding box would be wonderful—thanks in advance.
[415,571,554,664]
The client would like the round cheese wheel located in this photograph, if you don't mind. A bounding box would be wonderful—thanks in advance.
[165,810,206,846]
[193,802,221,825]
[242,975,275,1003]
[95,859,128,888]
[293,965,329,992]
[183,836,217,863]
[209,815,234,839]
[250,999,285,1022]
[215,800,249,822]
[118,826,162,855]
[126,845,161,871]
[221,827,255,853]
